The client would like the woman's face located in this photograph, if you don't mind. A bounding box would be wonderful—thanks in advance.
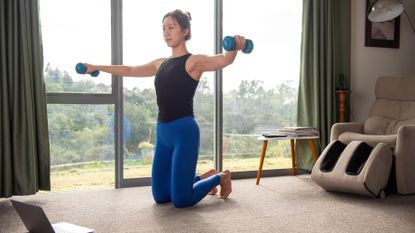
[162,16,188,48]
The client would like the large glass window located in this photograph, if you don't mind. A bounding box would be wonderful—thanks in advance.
[122,1,214,178]
[40,0,303,191]
[223,0,302,171]
[40,0,111,93]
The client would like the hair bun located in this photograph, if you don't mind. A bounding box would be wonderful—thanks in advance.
[185,11,192,21]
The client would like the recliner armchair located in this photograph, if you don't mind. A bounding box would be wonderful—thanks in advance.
[331,76,415,195]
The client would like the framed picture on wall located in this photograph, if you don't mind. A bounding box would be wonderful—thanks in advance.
[365,0,400,48]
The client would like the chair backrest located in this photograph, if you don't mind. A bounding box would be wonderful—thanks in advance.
[364,76,415,135]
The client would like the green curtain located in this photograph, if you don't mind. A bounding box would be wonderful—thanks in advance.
[0,0,50,198]
[296,0,351,171]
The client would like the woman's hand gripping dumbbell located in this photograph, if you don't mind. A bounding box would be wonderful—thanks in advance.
[75,63,100,77]
[223,36,254,54]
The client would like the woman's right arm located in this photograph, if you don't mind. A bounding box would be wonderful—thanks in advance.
[86,58,165,78]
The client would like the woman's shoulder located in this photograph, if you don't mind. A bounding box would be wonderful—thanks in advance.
[154,57,167,63]
[187,54,209,66]
[185,54,207,80]
[188,54,207,60]
[186,54,205,66]
[154,57,167,70]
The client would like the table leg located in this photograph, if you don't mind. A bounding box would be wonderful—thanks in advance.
[307,139,318,162]
[290,139,296,175]
[256,140,268,185]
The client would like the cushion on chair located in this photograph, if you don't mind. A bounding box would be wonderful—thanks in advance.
[365,100,415,135]
[364,76,415,135]
[338,132,396,147]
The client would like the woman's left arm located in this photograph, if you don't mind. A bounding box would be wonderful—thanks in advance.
[191,51,238,72]
[188,35,245,76]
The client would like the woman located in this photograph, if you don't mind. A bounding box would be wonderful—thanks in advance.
[86,9,245,208]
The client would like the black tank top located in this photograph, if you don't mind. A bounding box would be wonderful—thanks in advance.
[154,53,199,122]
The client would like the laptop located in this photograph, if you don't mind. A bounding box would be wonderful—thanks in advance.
[11,199,94,233]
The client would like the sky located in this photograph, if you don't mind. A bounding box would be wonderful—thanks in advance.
[40,0,302,93]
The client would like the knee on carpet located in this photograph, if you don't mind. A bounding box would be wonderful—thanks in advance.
[172,197,194,208]
[153,193,171,204]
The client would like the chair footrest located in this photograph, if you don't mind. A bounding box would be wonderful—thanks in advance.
[311,141,393,198]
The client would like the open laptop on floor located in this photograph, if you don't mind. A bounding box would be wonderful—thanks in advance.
[11,199,94,233]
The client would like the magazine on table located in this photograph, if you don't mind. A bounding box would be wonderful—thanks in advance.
[261,126,319,138]
[278,126,319,136]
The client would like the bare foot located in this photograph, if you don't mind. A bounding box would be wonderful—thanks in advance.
[200,169,219,195]
[219,170,232,199]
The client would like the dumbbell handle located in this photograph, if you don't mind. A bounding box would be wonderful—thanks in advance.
[75,63,100,77]
[223,36,254,54]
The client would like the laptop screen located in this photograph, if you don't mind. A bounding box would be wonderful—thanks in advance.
[11,199,55,233]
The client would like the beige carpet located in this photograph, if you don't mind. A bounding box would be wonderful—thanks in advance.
[1,175,415,233]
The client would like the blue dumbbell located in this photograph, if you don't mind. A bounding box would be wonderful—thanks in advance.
[75,63,100,77]
[223,36,254,54]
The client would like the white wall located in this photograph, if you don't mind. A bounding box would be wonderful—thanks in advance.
[350,0,415,122]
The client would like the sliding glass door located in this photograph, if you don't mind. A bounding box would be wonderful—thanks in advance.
[222,0,302,172]
[40,0,114,191]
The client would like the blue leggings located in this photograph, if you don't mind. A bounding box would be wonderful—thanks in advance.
[151,116,221,208]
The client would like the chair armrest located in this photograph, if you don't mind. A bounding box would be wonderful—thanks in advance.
[395,125,415,155]
[394,124,415,194]
[330,122,364,141]
[396,124,415,141]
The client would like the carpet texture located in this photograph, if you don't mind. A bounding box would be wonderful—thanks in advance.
[1,175,415,233]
